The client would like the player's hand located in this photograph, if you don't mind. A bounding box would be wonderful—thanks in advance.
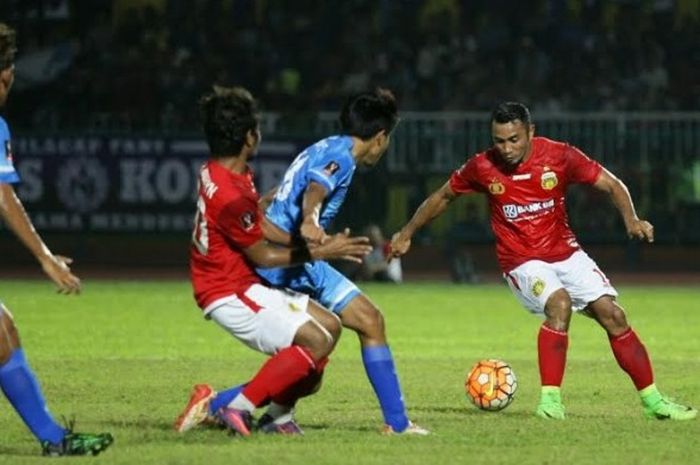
[312,228,371,263]
[39,254,81,294]
[388,231,412,259]
[301,220,329,245]
[626,219,654,243]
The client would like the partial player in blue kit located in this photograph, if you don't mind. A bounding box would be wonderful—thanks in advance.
[0,23,113,456]
[175,88,428,435]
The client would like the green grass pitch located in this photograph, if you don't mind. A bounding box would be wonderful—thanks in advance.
[0,280,698,464]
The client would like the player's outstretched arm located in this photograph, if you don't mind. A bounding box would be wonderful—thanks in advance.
[300,181,329,244]
[592,167,654,243]
[244,229,371,268]
[389,181,458,258]
[0,183,81,294]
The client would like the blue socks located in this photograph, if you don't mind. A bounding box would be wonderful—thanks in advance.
[208,383,246,415]
[362,345,409,432]
[0,349,66,444]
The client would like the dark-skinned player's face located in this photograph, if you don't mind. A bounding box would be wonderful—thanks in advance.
[491,120,534,167]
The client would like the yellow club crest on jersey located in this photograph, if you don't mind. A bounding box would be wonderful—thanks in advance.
[288,302,302,312]
[541,171,558,190]
[531,278,546,297]
[488,180,505,195]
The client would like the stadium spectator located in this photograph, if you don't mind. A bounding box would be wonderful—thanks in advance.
[359,224,403,283]
[0,22,114,456]
[3,2,700,130]
[390,101,697,421]
[446,202,487,284]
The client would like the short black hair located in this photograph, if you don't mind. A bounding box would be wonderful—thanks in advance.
[491,102,531,125]
[199,85,259,156]
[339,88,399,140]
[0,23,17,71]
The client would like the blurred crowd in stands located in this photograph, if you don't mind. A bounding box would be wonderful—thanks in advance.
[2,0,699,131]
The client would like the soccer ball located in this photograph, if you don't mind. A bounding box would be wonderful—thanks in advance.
[465,359,517,411]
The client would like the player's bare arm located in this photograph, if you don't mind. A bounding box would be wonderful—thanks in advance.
[0,183,81,294]
[592,167,654,243]
[258,185,278,212]
[390,181,458,257]
[300,181,329,244]
[261,216,294,246]
[243,229,371,268]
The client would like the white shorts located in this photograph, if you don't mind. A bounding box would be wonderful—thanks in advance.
[207,284,312,355]
[504,250,618,315]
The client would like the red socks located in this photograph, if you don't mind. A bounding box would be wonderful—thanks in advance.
[241,346,316,406]
[538,324,569,386]
[609,328,654,390]
[538,323,653,391]
[272,357,328,407]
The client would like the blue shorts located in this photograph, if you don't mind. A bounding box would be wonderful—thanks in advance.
[256,261,360,314]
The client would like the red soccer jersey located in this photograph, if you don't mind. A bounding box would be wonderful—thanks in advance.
[449,137,602,272]
[190,160,263,310]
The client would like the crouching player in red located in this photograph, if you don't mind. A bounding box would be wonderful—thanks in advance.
[177,86,372,436]
[390,102,696,421]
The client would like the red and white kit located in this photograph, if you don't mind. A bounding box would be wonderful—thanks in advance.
[449,137,617,313]
[190,161,311,353]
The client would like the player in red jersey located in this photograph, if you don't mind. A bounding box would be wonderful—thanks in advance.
[180,86,372,436]
[390,102,696,421]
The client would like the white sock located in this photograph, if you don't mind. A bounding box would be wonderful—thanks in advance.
[266,402,294,424]
[227,394,255,413]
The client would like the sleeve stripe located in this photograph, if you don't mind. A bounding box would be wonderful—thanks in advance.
[308,170,335,191]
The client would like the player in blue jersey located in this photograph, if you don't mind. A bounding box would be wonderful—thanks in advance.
[175,89,428,435]
[0,23,113,456]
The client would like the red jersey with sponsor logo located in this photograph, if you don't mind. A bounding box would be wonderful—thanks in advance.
[190,160,263,310]
[449,137,602,272]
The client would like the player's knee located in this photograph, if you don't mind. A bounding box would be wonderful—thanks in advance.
[345,302,385,340]
[294,321,335,360]
[599,300,629,334]
[544,291,572,330]
[306,333,334,361]
[0,310,20,364]
[611,304,628,327]
[324,313,342,343]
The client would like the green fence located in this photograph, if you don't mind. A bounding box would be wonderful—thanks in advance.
[300,112,700,244]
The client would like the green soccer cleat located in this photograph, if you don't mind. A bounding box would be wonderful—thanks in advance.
[643,396,697,421]
[535,386,566,420]
[42,431,114,457]
[640,385,697,421]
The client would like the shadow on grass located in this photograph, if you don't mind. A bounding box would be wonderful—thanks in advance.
[0,445,38,457]
[410,404,534,419]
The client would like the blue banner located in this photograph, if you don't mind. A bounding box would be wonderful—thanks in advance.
[7,136,300,232]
